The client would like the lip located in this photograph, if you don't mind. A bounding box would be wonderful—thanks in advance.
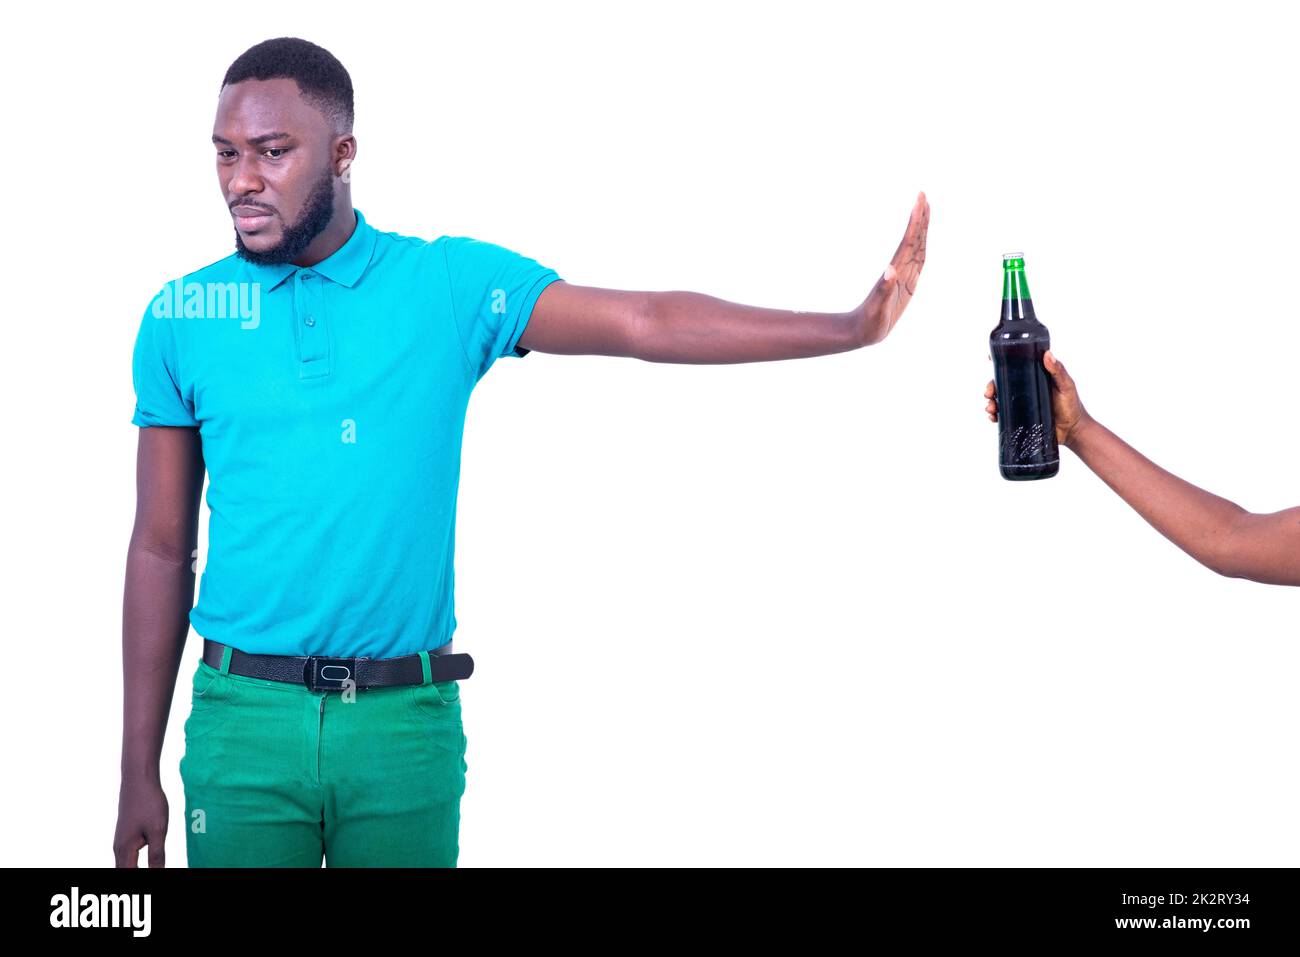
[232,206,273,231]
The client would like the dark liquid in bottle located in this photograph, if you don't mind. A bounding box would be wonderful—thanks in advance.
[990,317,1059,481]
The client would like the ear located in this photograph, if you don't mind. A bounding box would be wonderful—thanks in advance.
[334,134,357,179]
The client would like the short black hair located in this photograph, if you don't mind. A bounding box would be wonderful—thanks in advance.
[222,37,354,133]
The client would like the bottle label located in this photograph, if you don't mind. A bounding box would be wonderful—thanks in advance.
[1001,422,1059,466]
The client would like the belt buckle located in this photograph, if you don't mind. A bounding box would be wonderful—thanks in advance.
[304,656,359,692]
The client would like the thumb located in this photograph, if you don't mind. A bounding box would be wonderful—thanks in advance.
[1043,349,1073,390]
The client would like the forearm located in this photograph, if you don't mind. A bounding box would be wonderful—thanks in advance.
[1067,419,1299,583]
[121,541,195,781]
[635,290,862,364]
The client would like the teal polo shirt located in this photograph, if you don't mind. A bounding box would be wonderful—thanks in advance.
[130,208,562,659]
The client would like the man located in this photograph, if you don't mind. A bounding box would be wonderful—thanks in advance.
[114,36,930,868]
[983,353,1300,585]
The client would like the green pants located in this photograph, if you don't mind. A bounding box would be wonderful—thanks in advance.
[179,648,468,867]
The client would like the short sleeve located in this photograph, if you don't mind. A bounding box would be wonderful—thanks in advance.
[131,288,199,428]
[441,236,562,381]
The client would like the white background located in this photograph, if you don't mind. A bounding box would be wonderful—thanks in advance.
[1,0,1297,867]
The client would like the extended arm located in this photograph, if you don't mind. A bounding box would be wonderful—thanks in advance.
[986,352,1300,586]
[114,426,206,866]
[518,194,929,363]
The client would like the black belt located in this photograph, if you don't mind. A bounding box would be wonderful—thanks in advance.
[202,639,474,692]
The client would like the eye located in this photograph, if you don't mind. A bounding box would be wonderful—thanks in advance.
[216,150,236,160]
[263,148,287,159]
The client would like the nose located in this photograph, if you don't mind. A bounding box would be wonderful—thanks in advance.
[225,153,264,200]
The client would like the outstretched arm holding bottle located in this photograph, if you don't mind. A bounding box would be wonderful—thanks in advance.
[984,354,1300,586]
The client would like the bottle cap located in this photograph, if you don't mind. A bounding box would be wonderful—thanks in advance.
[1002,251,1024,261]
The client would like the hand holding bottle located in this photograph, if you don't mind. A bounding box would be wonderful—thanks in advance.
[985,350,1094,450]
[988,253,1060,480]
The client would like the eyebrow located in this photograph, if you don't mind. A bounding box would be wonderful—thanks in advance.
[212,131,294,146]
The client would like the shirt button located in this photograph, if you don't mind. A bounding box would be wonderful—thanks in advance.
[301,271,313,280]
[304,316,316,327]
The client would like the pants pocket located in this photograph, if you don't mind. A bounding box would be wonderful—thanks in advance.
[407,680,466,756]
[184,660,241,741]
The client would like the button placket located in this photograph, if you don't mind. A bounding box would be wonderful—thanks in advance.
[294,268,331,378]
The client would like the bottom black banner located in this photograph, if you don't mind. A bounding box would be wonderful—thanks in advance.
[9,866,1295,944]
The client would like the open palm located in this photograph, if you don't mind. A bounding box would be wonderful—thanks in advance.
[859,192,929,345]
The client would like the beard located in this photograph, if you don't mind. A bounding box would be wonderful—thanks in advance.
[233,164,336,266]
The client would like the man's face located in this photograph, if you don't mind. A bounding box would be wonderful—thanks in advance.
[213,77,341,265]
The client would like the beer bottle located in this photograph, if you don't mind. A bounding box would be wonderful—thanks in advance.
[990,252,1059,480]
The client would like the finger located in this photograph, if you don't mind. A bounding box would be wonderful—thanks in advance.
[890,193,928,267]
[905,196,929,264]
[1044,349,1075,390]
[147,828,166,868]
[115,834,141,868]
[984,381,995,398]
[907,192,929,268]
[863,267,895,316]
[915,192,929,265]
[985,400,998,414]
[888,216,916,265]
[988,412,998,422]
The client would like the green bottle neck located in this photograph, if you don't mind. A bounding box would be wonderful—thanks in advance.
[1001,256,1037,322]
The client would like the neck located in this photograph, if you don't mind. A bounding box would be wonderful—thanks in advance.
[1001,258,1037,322]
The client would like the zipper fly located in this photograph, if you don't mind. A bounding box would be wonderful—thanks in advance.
[316,694,325,784]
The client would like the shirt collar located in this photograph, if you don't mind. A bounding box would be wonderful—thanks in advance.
[241,208,377,292]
